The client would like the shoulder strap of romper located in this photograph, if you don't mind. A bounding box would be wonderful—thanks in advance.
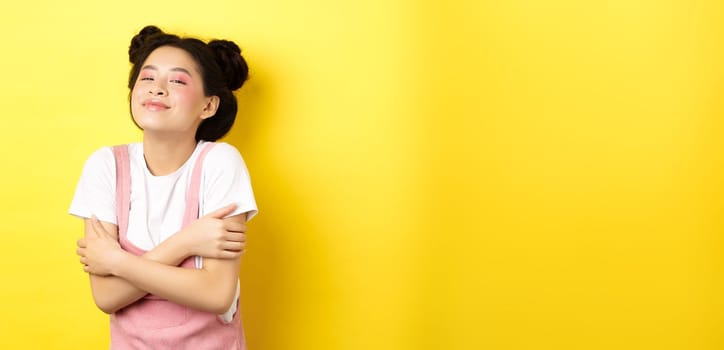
[112,142,218,237]
[182,142,217,225]
[112,145,131,237]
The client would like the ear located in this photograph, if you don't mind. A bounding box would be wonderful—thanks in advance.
[200,96,220,120]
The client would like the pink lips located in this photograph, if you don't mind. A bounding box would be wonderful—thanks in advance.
[143,100,170,111]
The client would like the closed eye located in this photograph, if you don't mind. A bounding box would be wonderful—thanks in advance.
[170,79,187,85]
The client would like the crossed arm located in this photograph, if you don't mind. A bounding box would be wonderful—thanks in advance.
[76,204,247,314]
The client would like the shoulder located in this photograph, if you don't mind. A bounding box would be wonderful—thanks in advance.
[204,142,247,168]
[81,143,144,176]
[73,146,117,197]
[85,143,143,163]
[82,146,116,171]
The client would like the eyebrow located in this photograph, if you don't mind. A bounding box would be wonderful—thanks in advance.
[141,65,193,77]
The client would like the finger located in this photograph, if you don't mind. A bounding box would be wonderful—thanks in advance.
[218,250,242,259]
[224,222,247,233]
[220,241,244,252]
[203,203,237,219]
[80,257,87,265]
[77,239,86,248]
[76,247,85,257]
[225,232,246,243]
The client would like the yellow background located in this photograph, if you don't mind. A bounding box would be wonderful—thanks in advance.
[0,0,722,349]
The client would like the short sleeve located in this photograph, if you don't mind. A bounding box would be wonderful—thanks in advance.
[68,147,117,224]
[200,143,258,221]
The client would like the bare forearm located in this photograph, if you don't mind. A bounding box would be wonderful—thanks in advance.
[82,212,245,314]
[89,235,191,314]
[112,251,238,314]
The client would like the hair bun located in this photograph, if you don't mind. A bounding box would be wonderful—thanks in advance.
[129,25,164,63]
[208,39,248,91]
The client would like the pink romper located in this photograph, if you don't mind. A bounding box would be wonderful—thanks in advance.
[109,143,246,350]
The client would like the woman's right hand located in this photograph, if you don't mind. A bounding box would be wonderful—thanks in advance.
[178,204,247,259]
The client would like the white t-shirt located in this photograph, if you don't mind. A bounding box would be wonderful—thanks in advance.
[69,141,257,321]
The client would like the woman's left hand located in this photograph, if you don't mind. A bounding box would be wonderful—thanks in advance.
[76,217,126,276]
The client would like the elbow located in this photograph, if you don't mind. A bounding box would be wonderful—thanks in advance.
[95,299,119,315]
[89,278,124,314]
[208,304,230,315]
[207,294,235,315]
[92,291,123,314]
[206,286,237,315]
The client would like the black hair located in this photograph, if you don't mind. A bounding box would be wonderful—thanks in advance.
[128,25,249,141]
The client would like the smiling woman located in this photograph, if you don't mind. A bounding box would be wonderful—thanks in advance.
[69,25,257,350]
[130,46,220,155]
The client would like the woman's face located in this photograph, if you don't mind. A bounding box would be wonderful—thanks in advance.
[130,46,217,139]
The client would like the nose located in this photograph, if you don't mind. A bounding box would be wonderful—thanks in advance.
[148,85,167,96]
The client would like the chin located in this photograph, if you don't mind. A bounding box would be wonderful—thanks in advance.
[132,116,159,132]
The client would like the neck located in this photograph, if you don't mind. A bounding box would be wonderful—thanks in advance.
[142,134,198,176]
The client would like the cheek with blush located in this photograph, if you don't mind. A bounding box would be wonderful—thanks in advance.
[173,84,208,114]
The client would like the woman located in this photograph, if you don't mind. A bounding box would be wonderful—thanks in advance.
[70,25,257,349]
